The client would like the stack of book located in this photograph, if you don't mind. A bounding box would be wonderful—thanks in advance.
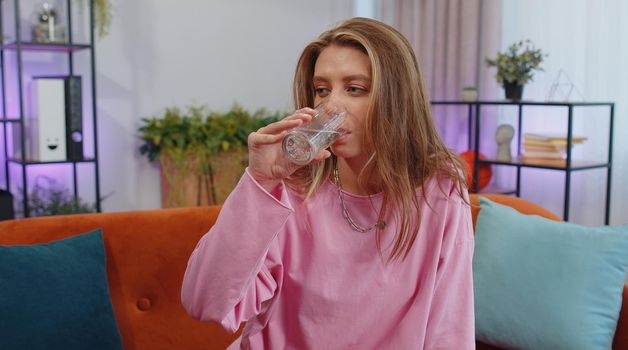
[522,133,587,161]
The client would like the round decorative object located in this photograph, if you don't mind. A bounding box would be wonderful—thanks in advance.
[459,150,493,192]
[72,131,83,142]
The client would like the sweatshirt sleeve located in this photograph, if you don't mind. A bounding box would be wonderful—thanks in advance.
[181,169,293,332]
[424,190,475,350]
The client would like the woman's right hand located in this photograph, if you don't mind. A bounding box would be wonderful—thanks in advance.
[247,108,331,192]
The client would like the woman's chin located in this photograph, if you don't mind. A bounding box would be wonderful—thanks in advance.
[330,145,357,159]
[330,144,343,155]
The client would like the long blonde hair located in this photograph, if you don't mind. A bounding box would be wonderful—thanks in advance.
[287,17,467,261]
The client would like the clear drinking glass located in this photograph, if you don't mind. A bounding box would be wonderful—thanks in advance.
[282,102,347,165]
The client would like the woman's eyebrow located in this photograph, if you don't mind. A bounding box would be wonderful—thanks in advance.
[343,74,371,83]
[312,76,328,83]
[313,74,371,85]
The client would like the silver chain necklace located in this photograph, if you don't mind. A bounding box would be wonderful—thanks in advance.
[333,161,385,233]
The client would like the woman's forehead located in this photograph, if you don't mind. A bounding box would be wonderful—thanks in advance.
[313,45,371,80]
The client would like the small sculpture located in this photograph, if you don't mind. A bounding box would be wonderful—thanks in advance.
[32,2,66,43]
[496,124,515,162]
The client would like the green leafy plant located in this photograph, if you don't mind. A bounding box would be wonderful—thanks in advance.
[26,176,98,216]
[138,103,282,206]
[76,0,113,38]
[139,104,281,162]
[485,40,547,86]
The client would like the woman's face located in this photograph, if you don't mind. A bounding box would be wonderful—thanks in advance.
[313,45,372,162]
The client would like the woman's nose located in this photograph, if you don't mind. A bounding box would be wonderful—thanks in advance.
[324,93,346,109]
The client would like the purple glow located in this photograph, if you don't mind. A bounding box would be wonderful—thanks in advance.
[1,46,96,216]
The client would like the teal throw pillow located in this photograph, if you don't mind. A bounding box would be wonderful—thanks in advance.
[473,197,628,350]
[0,229,123,350]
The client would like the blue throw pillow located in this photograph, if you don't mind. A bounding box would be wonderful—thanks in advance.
[0,229,123,350]
[473,197,628,350]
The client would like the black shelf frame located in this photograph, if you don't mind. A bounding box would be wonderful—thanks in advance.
[8,158,96,165]
[431,100,614,224]
[0,0,101,217]
[2,41,91,52]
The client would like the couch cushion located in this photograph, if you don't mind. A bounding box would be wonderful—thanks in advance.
[0,229,122,350]
[0,207,240,350]
[473,197,628,350]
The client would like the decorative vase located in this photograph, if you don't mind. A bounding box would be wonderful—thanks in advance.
[503,81,524,101]
[159,148,248,208]
[461,88,478,102]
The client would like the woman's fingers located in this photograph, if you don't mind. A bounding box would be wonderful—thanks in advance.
[257,117,305,135]
[248,130,287,146]
[269,108,315,125]
[257,108,315,134]
[312,149,332,163]
[248,107,317,151]
[287,107,316,119]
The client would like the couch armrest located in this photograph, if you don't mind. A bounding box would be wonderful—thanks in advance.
[614,285,628,350]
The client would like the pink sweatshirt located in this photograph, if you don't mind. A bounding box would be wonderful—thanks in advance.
[182,169,475,349]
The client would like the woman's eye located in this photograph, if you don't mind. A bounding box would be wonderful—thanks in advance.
[348,86,367,94]
[315,87,330,96]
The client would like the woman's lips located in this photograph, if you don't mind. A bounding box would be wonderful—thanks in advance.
[334,129,350,143]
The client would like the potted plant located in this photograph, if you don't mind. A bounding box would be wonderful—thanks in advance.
[25,176,100,216]
[138,104,281,207]
[461,86,478,101]
[91,0,113,37]
[485,40,547,101]
[76,0,113,37]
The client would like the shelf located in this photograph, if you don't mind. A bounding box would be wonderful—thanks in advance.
[478,185,517,195]
[0,0,101,218]
[0,117,21,123]
[2,41,91,52]
[434,99,614,224]
[478,157,610,171]
[431,100,614,107]
[8,158,96,165]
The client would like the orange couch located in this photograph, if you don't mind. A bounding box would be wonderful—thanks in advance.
[0,194,626,349]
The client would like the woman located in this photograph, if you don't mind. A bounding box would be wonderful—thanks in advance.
[182,17,474,349]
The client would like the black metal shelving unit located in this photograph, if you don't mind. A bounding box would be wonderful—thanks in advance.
[431,100,614,224]
[0,0,101,217]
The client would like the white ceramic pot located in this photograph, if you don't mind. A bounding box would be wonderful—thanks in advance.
[462,89,478,101]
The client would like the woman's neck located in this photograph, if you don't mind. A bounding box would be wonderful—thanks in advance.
[336,157,380,196]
